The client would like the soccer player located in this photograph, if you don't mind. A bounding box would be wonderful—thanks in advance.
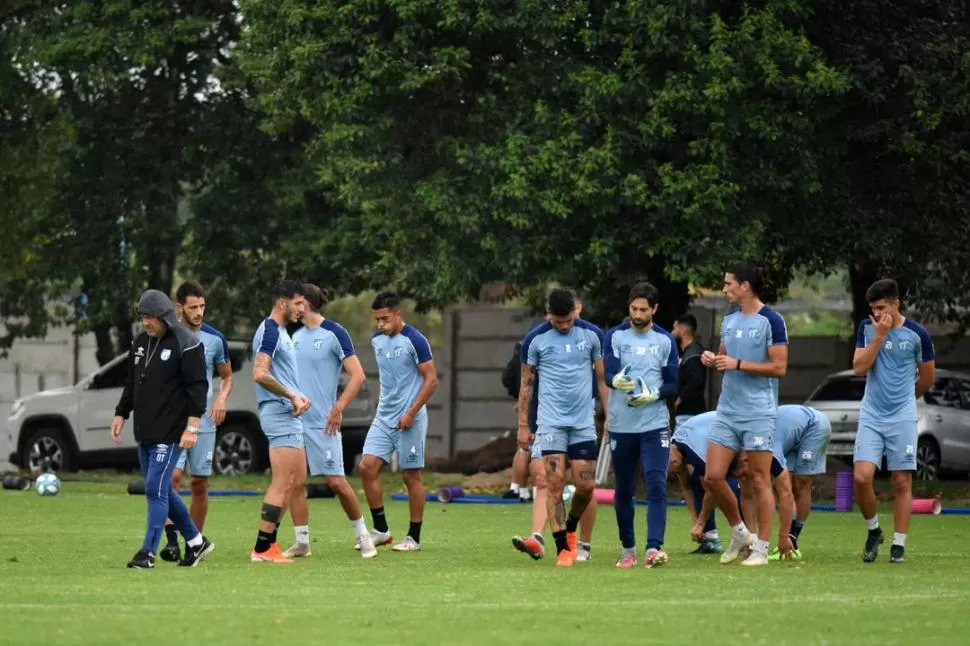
[700,261,789,566]
[671,313,707,426]
[516,288,608,567]
[851,278,935,564]
[111,289,213,568]
[357,291,439,552]
[767,404,832,561]
[249,281,311,564]
[604,282,679,569]
[511,294,600,562]
[159,281,233,563]
[283,284,378,559]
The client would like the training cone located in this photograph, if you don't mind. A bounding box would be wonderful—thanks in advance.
[912,498,942,515]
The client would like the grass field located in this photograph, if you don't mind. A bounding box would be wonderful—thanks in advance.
[2,478,969,646]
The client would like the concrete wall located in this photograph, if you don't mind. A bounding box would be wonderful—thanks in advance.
[5,307,970,463]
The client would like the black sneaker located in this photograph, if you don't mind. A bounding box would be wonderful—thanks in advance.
[890,544,905,564]
[127,548,155,569]
[863,528,884,563]
[502,489,520,500]
[178,536,215,567]
[159,543,181,563]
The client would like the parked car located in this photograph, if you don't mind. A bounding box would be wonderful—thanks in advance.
[805,368,970,480]
[3,339,375,475]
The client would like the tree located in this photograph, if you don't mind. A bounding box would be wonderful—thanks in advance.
[238,0,845,325]
[1,1,247,362]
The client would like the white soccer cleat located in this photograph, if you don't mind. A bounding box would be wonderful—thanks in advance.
[358,533,378,559]
[575,545,592,562]
[391,536,421,552]
[720,531,755,564]
[741,549,769,566]
[282,543,312,558]
[355,529,392,551]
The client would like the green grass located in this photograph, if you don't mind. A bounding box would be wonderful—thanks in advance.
[2,481,969,646]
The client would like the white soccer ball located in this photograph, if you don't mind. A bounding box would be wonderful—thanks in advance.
[34,473,60,496]
[562,484,576,503]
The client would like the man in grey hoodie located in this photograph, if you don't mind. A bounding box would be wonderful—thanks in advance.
[112,289,214,569]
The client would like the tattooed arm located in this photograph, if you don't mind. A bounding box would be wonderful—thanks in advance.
[517,363,536,450]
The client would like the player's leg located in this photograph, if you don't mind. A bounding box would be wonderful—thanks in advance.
[127,443,158,568]
[640,428,671,567]
[505,448,532,500]
[739,471,757,533]
[853,420,885,562]
[393,414,428,552]
[739,418,777,566]
[187,430,214,531]
[577,493,596,561]
[610,432,640,568]
[358,421,395,548]
[540,427,571,565]
[251,419,304,563]
[512,444,547,560]
[787,417,830,550]
[885,421,918,563]
[704,415,752,564]
[283,424,323,558]
[564,430,598,560]
[167,448,213,567]
[160,456,186,563]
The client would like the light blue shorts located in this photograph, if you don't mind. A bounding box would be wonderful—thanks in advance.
[259,400,305,450]
[786,415,832,476]
[708,411,775,453]
[175,431,216,476]
[304,423,345,477]
[530,439,542,460]
[535,425,597,457]
[854,418,917,472]
[362,414,427,469]
[674,414,696,429]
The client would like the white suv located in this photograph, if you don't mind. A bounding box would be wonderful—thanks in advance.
[3,339,374,475]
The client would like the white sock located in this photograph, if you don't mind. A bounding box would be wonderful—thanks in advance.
[509,482,521,493]
[754,538,770,554]
[351,517,367,538]
[893,532,907,547]
[731,522,749,537]
[866,515,880,531]
[186,533,203,548]
[703,530,720,541]
[295,525,310,545]
[519,488,530,500]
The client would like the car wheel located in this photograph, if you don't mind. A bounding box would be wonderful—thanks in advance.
[916,437,941,481]
[214,425,262,475]
[23,428,74,473]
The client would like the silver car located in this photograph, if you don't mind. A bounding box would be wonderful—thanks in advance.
[805,369,970,480]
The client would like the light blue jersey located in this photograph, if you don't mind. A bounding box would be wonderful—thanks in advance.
[856,319,935,423]
[717,306,788,418]
[372,324,433,427]
[293,319,356,429]
[604,322,679,433]
[522,319,603,429]
[252,318,301,407]
[198,323,229,429]
[672,411,716,463]
[774,404,831,475]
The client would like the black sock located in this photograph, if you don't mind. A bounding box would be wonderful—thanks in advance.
[165,524,179,546]
[565,513,580,534]
[371,507,388,533]
[553,530,569,554]
[790,518,805,538]
[270,521,280,544]
[408,521,422,544]
[255,530,274,554]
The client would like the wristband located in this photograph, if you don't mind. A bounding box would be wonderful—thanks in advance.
[186,425,199,435]
[736,359,742,371]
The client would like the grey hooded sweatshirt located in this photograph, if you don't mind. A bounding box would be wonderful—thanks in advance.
[114,290,209,445]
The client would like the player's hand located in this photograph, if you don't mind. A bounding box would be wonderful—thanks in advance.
[517,423,533,451]
[690,520,705,544]
[397,410,415,431]
[211,395,228,426]
[290,394,311,417]
[777,533,794,560]
[110,416,125,444]
[626,378,660,407]
[701,350,716,367]
[712,355,738,372]
[611,365,636,393]
[870,312,892,338]
[179,430,198,450]
[326,405,343,435]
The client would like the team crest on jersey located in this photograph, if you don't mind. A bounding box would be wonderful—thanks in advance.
[747,329,760,339]
[313,338,323,350]
[899,341,913,352]
[160,349,171,361]
[576,340,589,352]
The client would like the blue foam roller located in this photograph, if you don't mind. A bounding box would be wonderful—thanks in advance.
[942,507,970,515]
[450,496,523,504]
[390,493,438,502]
[178,490,261,497]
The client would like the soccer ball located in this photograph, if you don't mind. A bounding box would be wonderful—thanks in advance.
[34,473,60,496]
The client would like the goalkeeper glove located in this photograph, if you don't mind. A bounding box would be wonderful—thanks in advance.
[611,365,636,393]
[626,378,659,407]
